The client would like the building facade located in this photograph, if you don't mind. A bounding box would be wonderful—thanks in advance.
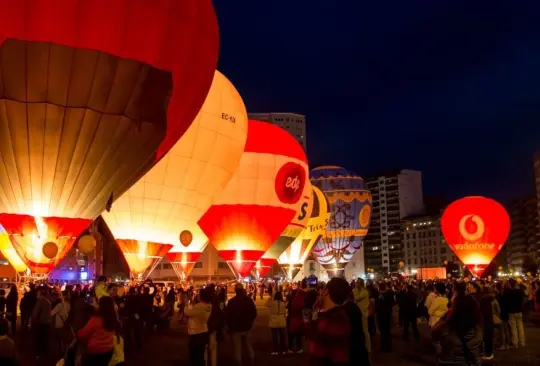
[363,170,424,272]
[248,113,306,151]
[149,244,234,283]
[505,195,539,268]
[402,214,456,272]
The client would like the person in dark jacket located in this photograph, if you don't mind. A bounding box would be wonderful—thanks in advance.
[479,286,499,359]
[341,299,371,366]
[401,285,420,341]
[32,289,52,359]
[207,284,225,366]
[504,279,525,348]
[20,284,37,330]
[123,287,143,350]
[376,283,395,352]
[5,286,17,335]
[495,282,511,349]
[432,292,483,366]
[226,283,257,366]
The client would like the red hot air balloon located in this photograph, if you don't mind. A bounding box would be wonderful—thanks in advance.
[0,1,219,274]
[441,196,510,277]
[198,120,308,278]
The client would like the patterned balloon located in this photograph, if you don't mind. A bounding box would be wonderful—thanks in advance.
[310,166,372,277]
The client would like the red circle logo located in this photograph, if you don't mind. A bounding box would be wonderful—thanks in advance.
[275,162,306,204]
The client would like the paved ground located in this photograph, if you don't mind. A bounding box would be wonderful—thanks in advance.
[14,299,540,366]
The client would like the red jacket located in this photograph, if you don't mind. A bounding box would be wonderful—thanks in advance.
[77,316,114,354]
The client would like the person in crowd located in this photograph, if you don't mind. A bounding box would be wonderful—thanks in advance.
[401,285,420,341]
[0,289,6,318]
[353,279,371,352]
[366,284,378,341]
[375,282,394,352]
[20,284,37,330]
[51,290,71,357]
[424,285,436,319]
[429,283,450,328]
[5,286,17,335]
[305,277,351,366]
[479,285,500,360]
[265,290,287,355]
[342,282,371,366]
[504,278,525,348]
[0,318,17,366]
[77,296,121,366]
[207,284,226,366]
[494,282,511,350]
[123,286,143,350]
[432,290,483,366]
[32,288,52,360]
[185,287,212,366]
[226,283,257,366]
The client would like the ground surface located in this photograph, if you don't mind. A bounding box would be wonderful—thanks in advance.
[15,298,540,366]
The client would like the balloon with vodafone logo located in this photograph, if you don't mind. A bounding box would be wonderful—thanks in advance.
[441,196,510,278]
[198,120,308,278]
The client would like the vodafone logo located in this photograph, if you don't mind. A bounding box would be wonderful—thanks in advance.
[275,162,306,204]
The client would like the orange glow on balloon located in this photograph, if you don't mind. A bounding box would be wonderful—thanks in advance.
[441,196,510,277]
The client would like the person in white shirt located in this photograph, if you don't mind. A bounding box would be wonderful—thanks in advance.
[184,288,212,366]
[428,283,449,327]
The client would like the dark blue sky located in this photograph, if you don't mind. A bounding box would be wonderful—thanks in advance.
[214,1,540,201]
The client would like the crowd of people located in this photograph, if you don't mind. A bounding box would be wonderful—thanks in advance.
[0,274,536,366]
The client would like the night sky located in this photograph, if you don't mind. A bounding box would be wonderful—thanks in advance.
[214,1,540,202]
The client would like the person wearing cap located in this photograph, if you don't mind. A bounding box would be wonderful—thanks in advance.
[225,283,257,366]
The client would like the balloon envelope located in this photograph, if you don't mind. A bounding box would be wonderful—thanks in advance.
[255,181,313,278]
[279,185,331,279]
[310,166,372,277]
[198,120,309,278]
[441,196,510,277]
[0,224,27,272]
[0,0,219,273]
[103,71,248,277]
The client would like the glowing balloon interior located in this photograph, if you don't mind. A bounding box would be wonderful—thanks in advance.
[310,166,372,277]
[279,185,331,279]
[198,120,309,278]
[0,214,91,274]
[103,70,248,278]
[0,224,27,272]
[441,196,510,277]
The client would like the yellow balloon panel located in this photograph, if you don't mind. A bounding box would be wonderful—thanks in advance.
[0,229,27,272]
[102,71,248,250]
[279,186,331,266]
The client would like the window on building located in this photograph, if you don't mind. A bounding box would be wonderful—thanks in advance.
[194,262,203,269]
[309,262,315,271]
[383,260,389,264]
[383,253,388,257]
[162,263,172,270]
[440,247,446,254]
[218,262,229,269]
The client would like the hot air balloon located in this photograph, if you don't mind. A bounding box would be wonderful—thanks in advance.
[198,120,309,278]
[0,1,219,274]
[310,166,372,278]
[103,71,248,279]
[0,225,27,273]
[254,182,313,278]
[278,185,331,280]
[441,196,510,278]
